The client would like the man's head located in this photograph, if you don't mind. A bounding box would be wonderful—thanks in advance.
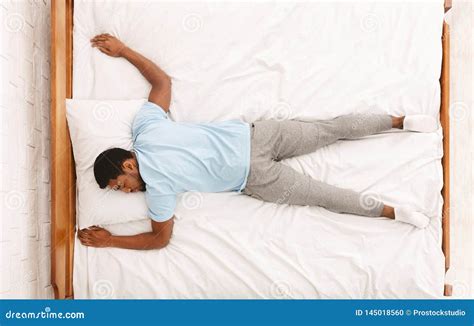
[93,148,145,193]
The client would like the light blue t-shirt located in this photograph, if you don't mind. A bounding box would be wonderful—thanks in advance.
[132,101,251,222]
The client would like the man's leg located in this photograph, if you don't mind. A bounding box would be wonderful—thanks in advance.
[245,161,430,228]
[246,161,386,217]
[255,114,396,161]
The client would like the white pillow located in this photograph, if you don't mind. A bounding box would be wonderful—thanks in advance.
[66,99,149,228]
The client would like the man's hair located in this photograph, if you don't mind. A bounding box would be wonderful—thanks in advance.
[93,148,134,189]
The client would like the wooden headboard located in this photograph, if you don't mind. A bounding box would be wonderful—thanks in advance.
[50,0,453,299]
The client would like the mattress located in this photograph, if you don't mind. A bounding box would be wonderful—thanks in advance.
[72,0,447,298]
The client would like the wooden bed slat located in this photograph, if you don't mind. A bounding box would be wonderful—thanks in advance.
[51,0,75,300]
[440,21,451,295]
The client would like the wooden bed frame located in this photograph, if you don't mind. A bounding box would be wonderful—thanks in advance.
[50,0,453,299]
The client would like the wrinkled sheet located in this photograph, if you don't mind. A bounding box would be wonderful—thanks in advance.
[72,0,446,298]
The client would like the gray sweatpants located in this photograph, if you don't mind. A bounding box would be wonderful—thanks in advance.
[243,114,393,217]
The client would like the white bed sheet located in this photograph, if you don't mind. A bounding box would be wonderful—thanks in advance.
[72,0,447,298]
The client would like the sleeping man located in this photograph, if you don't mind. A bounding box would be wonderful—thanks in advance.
[78,33,438,250]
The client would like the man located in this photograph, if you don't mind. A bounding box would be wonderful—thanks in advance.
[78,34,438,250]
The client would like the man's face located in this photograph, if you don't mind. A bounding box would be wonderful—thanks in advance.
[107,158,145,193]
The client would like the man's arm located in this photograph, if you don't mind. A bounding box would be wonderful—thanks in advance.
[90,33,172,112]
[78,218,174,250]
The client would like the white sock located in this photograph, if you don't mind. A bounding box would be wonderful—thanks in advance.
[403,115,438,133]
[394,206,430,228]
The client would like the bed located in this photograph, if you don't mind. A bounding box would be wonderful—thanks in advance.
[51,0,453,299]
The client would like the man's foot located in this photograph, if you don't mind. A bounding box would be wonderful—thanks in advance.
[394,205,430,228]
[403,115,438,133]
[391,116,405,129]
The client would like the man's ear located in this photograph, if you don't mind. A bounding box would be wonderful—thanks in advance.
[122,159,134,173]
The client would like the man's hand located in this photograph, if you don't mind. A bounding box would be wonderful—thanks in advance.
[77,219,174,250]
[78,226,112,248]
[90,33,127,57]
[90,32,172,111]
